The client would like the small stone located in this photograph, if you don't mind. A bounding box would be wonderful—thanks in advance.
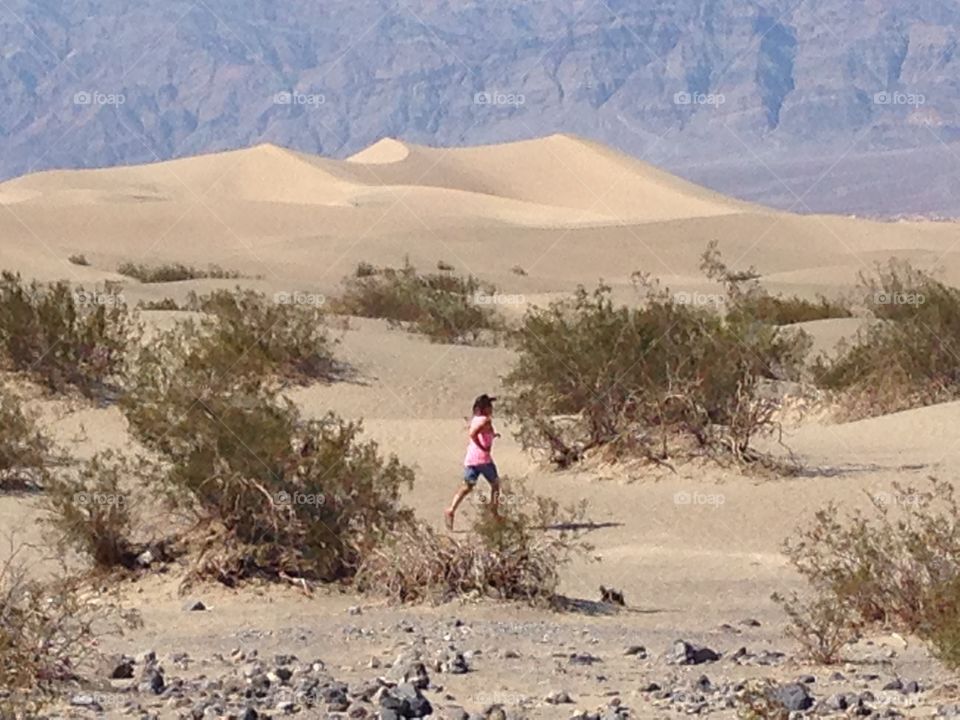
[624,645,647,657]
[183,599,207,611]
[136,549,154,567]
[105,654,136,679]
[348,605,362,615]
[545,691,574,704]
[739,618,761,627]
[797,674,816,685]
[239,709,259,720]
[640,682,660,692]
[139,668,165,695]
[668,640,720,665]
[903,680,920,694]
[569,652,602,665]
[770,683,814,712]
[693,675,712,692]
[883,678,904,691]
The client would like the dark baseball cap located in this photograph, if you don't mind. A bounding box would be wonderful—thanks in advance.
[473,393,497,410]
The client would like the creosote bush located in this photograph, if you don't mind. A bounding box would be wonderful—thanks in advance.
[43,452,140,571]
[128,288,339,392]
[356,479,588,604]
[503,280,809,468]
[700,240,850,326]
[779,478,960,667]
[117,262,243,283]
[0,387,52,491]
[0,272,136,396]
[815,260,960,417]
[331,260,504,344]
[129,381,414,585]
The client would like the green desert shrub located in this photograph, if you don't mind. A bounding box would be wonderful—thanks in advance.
[126,377,414,584]
[780,478,960,668]
[122,306,407,585]
[701,240,850,325]
[0,388,52,491]
[117,261,243,283]
[503,282,809,468]
[814,260,960,416]
[126,288,339,394]
[0,272,135,396]
[331,260,504,344]
[137,297,181,311]
[43,452,140,571]
[356,480,587,604]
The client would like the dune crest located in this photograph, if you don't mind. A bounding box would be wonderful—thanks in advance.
[0,135,754,224]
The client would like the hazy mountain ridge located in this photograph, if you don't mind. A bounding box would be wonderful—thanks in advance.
[1,0,958,214]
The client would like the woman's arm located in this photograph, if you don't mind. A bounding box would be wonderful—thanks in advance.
[469,417,493,452]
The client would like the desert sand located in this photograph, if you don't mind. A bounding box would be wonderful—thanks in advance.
[1,135,959,718]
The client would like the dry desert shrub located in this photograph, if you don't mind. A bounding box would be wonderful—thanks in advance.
[356,480,588,604]
[0,539,140,717]
[503,280,809,468]
[814,259,960,417]
[42,452,141,572]
[116,261,243,283]
[701,240,850,326]
[779,478,960,667]
[125,365,414,585]
[0,386,52,491]
[124,288,340,401]
[0,272,136,396]
[330,260,505,344]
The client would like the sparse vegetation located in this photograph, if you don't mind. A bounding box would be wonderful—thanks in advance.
[436,259,455,272]
[138,297,181,311]
[125,373,415,585]
[0,387,52,491]
[814,260,960,417]
[117,261,243,283]
[331,260,505,344]
[503,281,809,468]
[357,480,587,604]
[779,478,960,668]
[701,240,851,325]
[67,254,89,266]
[126,288,339,394]
[511,265,528,276]
[0,272,136,396]
[0,540,139,716]
[43,452,140,571]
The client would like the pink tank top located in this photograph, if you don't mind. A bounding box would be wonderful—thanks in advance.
[464,415,494,466]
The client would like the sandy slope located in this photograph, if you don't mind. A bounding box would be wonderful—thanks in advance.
[2,136,960,717]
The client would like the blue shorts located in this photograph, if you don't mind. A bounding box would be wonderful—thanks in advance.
[463,462,499,487]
